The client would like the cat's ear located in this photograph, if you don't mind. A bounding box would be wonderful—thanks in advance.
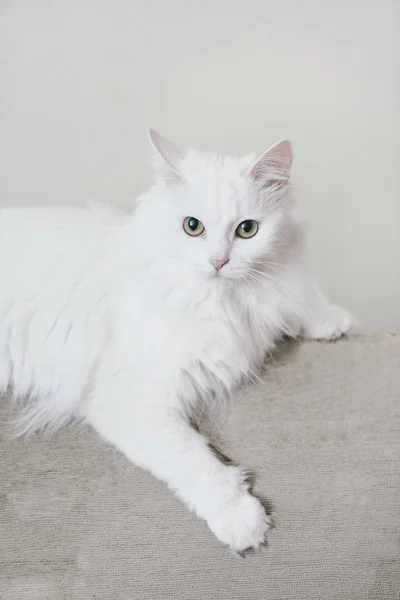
[148,129,183,184]
[248,140,293,187]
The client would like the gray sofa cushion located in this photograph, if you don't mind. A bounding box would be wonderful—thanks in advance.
[1,336,399,599]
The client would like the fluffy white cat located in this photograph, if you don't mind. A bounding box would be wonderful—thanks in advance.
[0,130,354,551]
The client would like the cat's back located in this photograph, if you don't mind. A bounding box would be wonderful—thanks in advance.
[0,205,107,266]
[0,203,116,347]
[0,204,123,296]
[0,204,119,407]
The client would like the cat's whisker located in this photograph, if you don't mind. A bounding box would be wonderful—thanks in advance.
[246,270,302,314]
[248,269,288,291]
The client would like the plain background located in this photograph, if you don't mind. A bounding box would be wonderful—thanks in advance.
[0,0,398,333]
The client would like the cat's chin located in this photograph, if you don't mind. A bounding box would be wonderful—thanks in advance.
[205,270,231,281]
[204,271,241,283]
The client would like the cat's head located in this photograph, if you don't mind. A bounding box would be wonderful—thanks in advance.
[141,129,295,282]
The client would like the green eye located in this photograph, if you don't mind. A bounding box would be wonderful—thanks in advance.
[183,217,205,237]
[235,219,258,239]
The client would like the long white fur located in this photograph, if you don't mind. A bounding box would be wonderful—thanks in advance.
[0,131,354,551]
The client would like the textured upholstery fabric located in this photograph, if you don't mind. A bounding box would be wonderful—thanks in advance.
[1,336,399,599]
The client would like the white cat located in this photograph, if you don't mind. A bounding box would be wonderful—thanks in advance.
[0,130,354,551]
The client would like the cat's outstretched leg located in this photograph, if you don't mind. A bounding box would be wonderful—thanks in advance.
[86,381,270,552]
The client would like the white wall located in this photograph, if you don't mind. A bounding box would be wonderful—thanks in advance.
[0,0,399,332]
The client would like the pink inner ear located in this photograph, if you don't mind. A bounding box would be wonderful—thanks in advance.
[249,140,293,184]
[148,129,182,183]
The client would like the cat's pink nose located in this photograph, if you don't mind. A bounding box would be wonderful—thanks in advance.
[211,258,230,272]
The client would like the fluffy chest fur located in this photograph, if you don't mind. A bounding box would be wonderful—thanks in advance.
[102,263,290,425]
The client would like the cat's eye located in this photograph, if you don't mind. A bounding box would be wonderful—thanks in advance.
[235,220,259,239]
[183,217,205,237]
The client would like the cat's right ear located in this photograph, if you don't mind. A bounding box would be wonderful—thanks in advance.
[148,129,183,185]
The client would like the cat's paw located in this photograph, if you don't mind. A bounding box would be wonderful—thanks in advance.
[304,304,355,341]
[207,490,271,552]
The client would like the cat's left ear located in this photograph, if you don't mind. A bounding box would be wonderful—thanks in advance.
[148,129,183,184]
[248,140,293,187]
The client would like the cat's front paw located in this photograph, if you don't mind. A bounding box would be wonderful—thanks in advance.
[207,490,271,552]
[304,304,355,341]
